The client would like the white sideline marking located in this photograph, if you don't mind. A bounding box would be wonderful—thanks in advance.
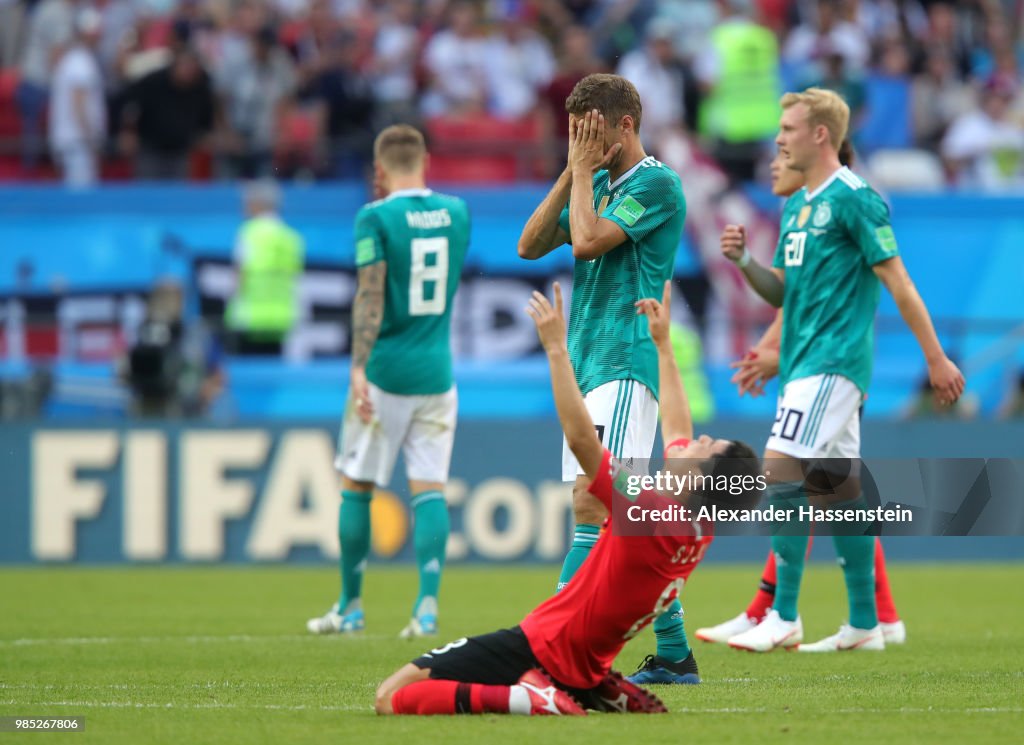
[0,634,389,647]
[0,699,368,713]
[0,698,1019,716]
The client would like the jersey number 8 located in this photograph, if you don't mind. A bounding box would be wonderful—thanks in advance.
[410,237,449,316]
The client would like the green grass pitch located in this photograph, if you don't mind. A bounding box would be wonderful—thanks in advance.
[2,563,1022,744]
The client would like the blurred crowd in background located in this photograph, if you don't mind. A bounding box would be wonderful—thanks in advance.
[1,0,1023,189]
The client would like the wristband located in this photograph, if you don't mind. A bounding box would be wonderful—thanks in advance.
[736,250,752,268]
[664,438,691,458]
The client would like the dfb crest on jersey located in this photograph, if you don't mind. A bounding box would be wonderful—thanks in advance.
[796,205,812,228]
[813,201,832,227]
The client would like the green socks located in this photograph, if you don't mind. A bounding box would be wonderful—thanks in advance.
[411,490,449,618]
[337,489,372,614]
[654,599,691,663]
[556,524,600,591]
[769,481,810,622]
[832,496,878,630]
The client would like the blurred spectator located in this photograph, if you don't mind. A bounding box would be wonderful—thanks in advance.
[941,76,1024,190]
[586,0,657,65]
[696,0,781,184]
[49,8,106,188]
[804,45,865,126]
[543,24,605,134]
[997,370,1024,419]
[16,0,79,171]
[420,0,488,117]
[911,47,975,151]
[919,1,973,79]
[655,0,718,61]
[847,0,928,43]
[369,0,420,127]
[0,0,26,68]
[617,19,688,150]
[216,25,296,179]
[122,279,224,418]
[784,0,870,76]
[288,0,341,91]
[302,29,375,178]
[225,181,304,356]
[483,4,556,120]
[115,47,216,179]
[96,0,142,91]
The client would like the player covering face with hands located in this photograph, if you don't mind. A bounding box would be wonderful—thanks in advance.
[373,283,760,716]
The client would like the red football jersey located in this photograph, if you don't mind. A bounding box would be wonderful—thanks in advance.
[520,449,713,689]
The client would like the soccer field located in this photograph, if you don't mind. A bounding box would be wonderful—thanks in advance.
[2,564,1021,744]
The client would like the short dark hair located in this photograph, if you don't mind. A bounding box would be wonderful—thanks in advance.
[374,124,426,173]
[565,74,643,133]
[698,440,763,509]
[838,138,854,167]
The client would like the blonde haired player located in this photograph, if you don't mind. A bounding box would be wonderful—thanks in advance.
[696,142,906,647]
[720,89,963,652]
[307,125,470,638]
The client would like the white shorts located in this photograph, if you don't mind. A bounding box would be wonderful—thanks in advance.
[562,379,658,481]
[336,383,457,487]
[765,373,863,460]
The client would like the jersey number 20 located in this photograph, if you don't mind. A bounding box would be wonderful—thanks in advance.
[784,232,806,267]
[410,237,449,316]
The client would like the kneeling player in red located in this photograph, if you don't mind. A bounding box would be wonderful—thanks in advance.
[375,282,761,716]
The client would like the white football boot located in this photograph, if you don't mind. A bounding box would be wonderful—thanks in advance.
[880,620,906,645]
[695,612,758,644]
[728,609,803,652]
[799,624,885,652]
[306,603,365,635]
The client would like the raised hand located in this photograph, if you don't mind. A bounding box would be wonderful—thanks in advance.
[526,282,567,353]
[721,224,747,263]
[635,280,673,346]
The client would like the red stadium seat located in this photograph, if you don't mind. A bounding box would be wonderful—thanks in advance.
[425,113,550,183]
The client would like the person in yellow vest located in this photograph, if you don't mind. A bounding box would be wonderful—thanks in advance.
[695,0,781,185]
[226,180,305,355]
[669,322,715,423]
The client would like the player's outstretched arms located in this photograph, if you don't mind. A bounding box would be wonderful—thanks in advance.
[721,224,785,307]
[350,261,387,423]
[873,256,965,405]
[730,309,782,397]
[526,283,603,479]
[636,281,693,444]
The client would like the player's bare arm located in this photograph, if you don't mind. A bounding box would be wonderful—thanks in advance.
[731,309,782,398]
[518,169,572,260]
[518,113,585,259]
[526,283,603,479]
[568,110,627,260]
[635,281,692,445]
[721,224,785,307]
[350,261,387,423]
[873,256,965,405]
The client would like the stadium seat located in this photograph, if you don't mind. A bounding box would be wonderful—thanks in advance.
[425,114,549,182]
[868,149,945,192]
[0,67,20,143]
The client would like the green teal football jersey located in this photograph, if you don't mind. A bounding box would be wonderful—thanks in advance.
[772,167,899,393]
[557,156,685,397]
[354,188,469,395]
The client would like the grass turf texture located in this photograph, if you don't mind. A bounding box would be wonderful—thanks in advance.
[1,564,1022,744]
